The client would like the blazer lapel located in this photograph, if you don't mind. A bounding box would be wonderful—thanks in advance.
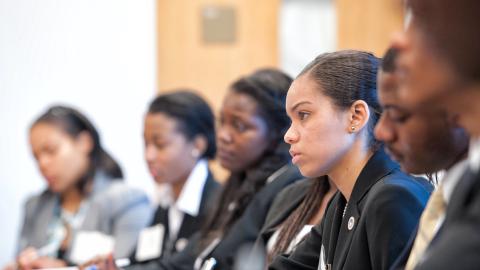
[325,193,345,268]
[31,192,58,248]
[331,150,399,270]
[263,191,307,236]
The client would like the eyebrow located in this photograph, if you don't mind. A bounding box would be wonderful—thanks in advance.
[290,101,313,112]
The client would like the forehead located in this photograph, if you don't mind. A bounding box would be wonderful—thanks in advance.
[286,75,322,107]
[145,112,178,132]
[221,91,259,115]
[30,123,71,150]
[378,72,400,102]
[31,122,66,138]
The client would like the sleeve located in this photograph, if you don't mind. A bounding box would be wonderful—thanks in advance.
[268,220,323,270]
[16,196,37,254]
[111,188,153,258]
[365,183,425,270]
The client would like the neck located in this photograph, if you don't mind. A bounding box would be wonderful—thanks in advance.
[61,186,84,213]
[328,138,373,201]
[172,178,187,201]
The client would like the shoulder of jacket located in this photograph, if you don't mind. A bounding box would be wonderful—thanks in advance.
[91,182,150,213]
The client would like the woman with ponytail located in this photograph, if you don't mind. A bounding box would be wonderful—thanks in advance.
[14,105,152,268]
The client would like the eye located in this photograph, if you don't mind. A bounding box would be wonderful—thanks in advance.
[387,109,410,123]
[43,144,58,156]
[153,140,167,149]
[298,111,310,120]
[232,119,247,132]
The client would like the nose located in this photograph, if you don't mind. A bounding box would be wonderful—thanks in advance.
[388,30,409,54]
[144,144,156,163]
[284,125,298,145]
[217,125,233,145]
[37,155,50,172]
[374,115,395,143]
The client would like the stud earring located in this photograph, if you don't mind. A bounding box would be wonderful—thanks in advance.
[191,149,200,158]
[351,126,356,131]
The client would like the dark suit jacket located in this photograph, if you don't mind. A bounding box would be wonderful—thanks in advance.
[255,178,313,250]
[125,163,302,270]
[414,167,480,270]
[129,173,220,263]
[269,150,433,270]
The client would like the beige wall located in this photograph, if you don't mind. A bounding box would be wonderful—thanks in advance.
[157,0,279,109]
[336,0,404,56]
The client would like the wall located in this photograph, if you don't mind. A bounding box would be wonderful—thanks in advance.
[156,0,279,110]
[0,0,156,263]
[336,0,404,56]
[280,0,336,77]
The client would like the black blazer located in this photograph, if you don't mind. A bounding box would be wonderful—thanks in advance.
[414,167,480,270]
[269,150,433,270]
[129,172,220,263]
[125,163,302,270]
[255,178,313,250]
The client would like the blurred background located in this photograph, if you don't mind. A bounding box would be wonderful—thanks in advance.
[0,0,403,264]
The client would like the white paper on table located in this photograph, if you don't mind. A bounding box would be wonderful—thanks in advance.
[70,231,115,264]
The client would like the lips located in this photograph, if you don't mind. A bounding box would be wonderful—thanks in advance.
[147,165,160,178]
[45,176,56,185]
[289,149,301,164]
[217,149,234,163]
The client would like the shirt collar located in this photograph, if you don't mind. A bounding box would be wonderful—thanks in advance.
[441,159,469,204]
[155,159,209,217]
[468,137,480,172]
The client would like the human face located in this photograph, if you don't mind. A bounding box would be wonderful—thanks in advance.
[374,71,467,174]
[217,91,270,172]
[30,123,90,193]
[144,113,199,185]
[284,75,353,178]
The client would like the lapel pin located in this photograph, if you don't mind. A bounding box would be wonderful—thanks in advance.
[348,216,355,230]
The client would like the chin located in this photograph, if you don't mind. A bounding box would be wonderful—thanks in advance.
[48,185,63,194]
[298,166,322,178]
[400,163,424,175]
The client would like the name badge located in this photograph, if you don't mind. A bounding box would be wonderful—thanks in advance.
[135,224,165,261]
[70,231,115,264]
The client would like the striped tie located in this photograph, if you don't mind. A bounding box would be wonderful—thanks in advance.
[405,185,446,270]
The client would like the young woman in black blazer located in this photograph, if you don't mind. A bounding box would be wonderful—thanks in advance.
[269,50,433,270]
[130,91,221,263]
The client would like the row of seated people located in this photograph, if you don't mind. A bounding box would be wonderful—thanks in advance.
[6,4,480,266]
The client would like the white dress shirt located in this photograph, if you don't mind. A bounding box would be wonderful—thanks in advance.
[155,159,209,241]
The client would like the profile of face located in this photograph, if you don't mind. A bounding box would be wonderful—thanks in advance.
[390,18,462,113]
[374,70,468,174]
[30,123,91,193]
[144,112,202,185]
[284,75,356,178]
[217,91,270,172]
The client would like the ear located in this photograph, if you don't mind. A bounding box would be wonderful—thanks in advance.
[348,100,370,133]
[192,135,208,159]
[76,131,94,155]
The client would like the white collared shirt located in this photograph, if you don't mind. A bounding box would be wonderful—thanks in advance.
[468,137,480,173]
[155,159,209,241]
